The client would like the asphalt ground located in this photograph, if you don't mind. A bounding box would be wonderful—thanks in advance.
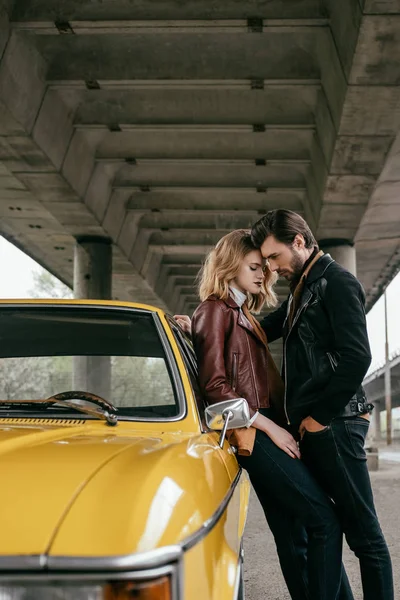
[243,448,400,599]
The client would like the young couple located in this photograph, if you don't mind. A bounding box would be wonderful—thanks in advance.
[175,210,393,600]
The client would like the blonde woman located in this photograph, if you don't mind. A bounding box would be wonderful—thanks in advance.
[190,230,344,600]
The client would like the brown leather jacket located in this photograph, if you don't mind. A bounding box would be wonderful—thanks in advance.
[192,295,271,419]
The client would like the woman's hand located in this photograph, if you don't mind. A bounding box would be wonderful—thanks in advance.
[253,413,300,459]
[174,314,191,334]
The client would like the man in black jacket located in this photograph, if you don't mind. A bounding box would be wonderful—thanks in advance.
[251,209,393,600]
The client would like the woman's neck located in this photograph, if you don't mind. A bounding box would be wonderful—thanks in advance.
[229,285,247,307]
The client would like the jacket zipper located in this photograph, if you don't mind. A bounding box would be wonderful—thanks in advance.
[232,352,238,391]
[283,338,290,424]
[327,351,338,370]
[245,335,260,408]
[283,295,313,425]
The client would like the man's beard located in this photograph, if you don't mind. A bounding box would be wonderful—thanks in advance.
[287,250,305,282]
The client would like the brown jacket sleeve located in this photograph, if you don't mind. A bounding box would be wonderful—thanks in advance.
[191,300,255,417]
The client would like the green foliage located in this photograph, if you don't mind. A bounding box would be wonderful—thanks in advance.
[0,355,174,408]
[28,269,72,299]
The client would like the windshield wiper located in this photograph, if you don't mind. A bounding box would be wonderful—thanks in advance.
[0,391,118,426]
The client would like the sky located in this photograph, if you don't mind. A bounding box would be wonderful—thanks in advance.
[0,235,399,377]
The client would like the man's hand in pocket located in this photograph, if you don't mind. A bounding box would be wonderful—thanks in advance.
[299,416,327,439]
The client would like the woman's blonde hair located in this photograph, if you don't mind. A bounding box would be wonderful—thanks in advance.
[198,229,278,313]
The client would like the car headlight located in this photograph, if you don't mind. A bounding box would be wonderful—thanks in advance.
[0,576,171,600]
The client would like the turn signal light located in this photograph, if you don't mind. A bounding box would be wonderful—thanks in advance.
[104,576,171,599]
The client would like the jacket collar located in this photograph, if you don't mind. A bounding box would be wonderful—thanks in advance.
[283,254,334,334]
[208,294,239,309]
[208,295,261,339]
[306,253,334,285]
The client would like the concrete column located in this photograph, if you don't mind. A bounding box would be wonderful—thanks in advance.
[73,236,112,299]
[318,239,357,276]
[371,402,382,441]
[73,236,112,399]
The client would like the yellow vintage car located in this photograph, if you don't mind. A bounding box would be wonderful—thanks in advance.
[0,299,250,600]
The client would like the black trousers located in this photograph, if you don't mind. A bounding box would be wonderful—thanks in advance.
[298,416,394,600]
[237,413,343,600]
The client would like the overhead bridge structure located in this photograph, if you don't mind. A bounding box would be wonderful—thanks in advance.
[1,0,400,332]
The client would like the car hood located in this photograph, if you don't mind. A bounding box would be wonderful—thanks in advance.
[0,418,233,559]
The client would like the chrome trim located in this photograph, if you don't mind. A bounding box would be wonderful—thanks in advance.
[0,564,175,583]
[175,552,184,600]
[181,468,242,551]
[165,314,207,433]
[205,398,250,432]
[47,545,182,572]
[0,469,243,574]
[218,410,233,448]
[151,312,187,421]
[233,555,243,600]
[0,303,187,424]
[0,555,46,570]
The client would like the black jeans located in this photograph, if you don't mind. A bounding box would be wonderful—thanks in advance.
[237,416,343,600]
[299,416,394,600]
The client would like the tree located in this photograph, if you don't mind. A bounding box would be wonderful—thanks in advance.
[28,268,72,299]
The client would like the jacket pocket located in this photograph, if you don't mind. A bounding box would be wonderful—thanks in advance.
[231,352,239,391]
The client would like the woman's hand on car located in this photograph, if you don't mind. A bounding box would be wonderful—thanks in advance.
[174,315,191,334]
[253,414,300,459]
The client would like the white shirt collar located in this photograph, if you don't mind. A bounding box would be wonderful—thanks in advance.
[229,285,247,307]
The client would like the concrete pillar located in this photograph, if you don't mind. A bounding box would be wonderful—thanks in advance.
[73,236,112,300]
[318,239,356,276]
[73,236,112,400]
[371,402,382,441]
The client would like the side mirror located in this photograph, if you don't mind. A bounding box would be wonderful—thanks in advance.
[205,398,250,448]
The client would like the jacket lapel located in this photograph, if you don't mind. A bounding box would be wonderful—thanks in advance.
[237,311,260,341]
[221,295,260,340]
[289,287,313,332]
[286,250,325,335]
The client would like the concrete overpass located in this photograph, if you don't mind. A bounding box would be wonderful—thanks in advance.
[364,350,400,440]
[1,0,400,324]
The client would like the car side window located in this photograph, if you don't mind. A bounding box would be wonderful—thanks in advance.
[167,317,207,428]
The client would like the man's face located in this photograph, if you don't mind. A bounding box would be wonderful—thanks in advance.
[260,235,305,281]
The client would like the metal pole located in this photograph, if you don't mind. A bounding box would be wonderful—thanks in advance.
[384,291,392,445]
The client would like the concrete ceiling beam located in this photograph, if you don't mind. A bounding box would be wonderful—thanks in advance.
[113,163,309,189]
[73,87,319,127]
[355,132,400,309]
[12,0,325,23]
[35,31,320,82]
[135,211,269,231]
[350,15,400,86]
[340,87,400,136]
[155,264,201,301]
[363,1,400,14]
[13,18,331,36]
[95,129,314,161]
[126,189,306,213]
[331,136,394,177]
[324,0,363,79]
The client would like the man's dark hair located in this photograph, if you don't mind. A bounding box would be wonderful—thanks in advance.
[251,209,317,250]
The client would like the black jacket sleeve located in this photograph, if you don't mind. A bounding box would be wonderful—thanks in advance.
[259,298,289,343]
[310,271,372,425]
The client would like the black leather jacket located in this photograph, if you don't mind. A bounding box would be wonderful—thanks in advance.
[261,254,372,427]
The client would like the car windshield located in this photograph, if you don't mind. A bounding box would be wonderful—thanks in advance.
[0,305,182,420]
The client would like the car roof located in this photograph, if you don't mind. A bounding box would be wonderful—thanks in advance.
[0,298,166,316]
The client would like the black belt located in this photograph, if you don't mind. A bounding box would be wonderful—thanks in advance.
[339,399,374,418]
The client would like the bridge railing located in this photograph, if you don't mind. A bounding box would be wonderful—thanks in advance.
[364,347,400,385]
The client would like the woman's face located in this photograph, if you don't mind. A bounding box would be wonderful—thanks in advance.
[232,249,265,295]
